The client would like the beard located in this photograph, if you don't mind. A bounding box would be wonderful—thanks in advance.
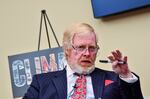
[69,63,95,75]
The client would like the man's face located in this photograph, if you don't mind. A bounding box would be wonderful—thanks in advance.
[67,32,98,73]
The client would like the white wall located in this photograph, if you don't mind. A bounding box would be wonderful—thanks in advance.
[0,0,150,98]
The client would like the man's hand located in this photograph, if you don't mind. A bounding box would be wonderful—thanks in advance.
[107,50,133,78]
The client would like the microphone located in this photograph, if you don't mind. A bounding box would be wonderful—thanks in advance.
[67,84,77,99]
[73,84,77,88]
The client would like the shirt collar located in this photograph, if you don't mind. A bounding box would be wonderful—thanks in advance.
[63,59,75,78]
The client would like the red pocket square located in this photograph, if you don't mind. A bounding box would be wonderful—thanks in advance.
[105,80,114,86]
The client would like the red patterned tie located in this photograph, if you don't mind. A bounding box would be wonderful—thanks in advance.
[71,75,87,99]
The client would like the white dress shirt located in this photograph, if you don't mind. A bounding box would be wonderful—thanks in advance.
[65,61,95,99]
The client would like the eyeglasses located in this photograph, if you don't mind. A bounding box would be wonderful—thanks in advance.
[72,45,99,54]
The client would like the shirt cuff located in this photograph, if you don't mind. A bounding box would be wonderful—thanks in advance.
[119,73,138,83]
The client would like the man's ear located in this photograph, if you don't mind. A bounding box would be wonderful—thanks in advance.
[65,48,71,57]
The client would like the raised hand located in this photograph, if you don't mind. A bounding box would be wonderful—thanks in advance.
[107,50,133,78]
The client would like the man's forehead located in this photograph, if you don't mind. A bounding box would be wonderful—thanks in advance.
[72,32,96,45]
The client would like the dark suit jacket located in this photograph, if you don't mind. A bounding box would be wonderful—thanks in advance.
[23,68,143,99]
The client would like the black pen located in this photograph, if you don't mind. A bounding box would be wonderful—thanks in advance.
[99,60,126,64]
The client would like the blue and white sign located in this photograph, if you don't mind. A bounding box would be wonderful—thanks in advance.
[8,47,64,98]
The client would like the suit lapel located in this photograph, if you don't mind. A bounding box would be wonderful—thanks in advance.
[91,68,105,99]
[52,69,67,99]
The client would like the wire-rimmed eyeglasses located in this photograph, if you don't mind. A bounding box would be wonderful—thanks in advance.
[72,45,99,54]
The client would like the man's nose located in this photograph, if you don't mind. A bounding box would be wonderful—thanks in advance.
[83,49,90,55]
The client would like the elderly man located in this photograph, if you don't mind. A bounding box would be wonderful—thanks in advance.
[23,22,143,99]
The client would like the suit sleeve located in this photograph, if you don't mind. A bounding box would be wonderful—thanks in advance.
[119,75,144,99]
[22,75,40,99]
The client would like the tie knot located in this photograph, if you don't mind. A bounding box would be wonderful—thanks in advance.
[74,73,88,76]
